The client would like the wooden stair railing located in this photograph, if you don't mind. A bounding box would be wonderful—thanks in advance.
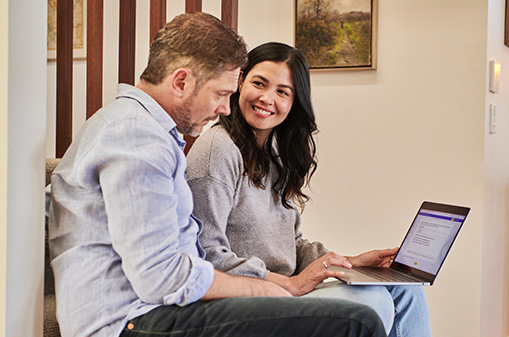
[55,0,239,157]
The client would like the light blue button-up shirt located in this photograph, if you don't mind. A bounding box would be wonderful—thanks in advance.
[49,84,215,337]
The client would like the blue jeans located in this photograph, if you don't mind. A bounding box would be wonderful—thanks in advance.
[119,296,387,337]
[302,281,432,337]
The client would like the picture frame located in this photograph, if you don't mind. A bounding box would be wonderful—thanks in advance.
[295,0,378,70]
[505,0,509,47]
[47,0,87,60]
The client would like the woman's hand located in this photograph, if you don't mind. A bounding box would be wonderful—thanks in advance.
[267,251,352,296]
[266,248,399,296]
[347,247,399,267]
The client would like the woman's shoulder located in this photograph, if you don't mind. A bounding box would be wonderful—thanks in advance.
[186,125,243,180]
[204,125,235,146]
[190,125,238,156]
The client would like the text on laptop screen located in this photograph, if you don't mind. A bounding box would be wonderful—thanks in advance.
[394,209,465,275]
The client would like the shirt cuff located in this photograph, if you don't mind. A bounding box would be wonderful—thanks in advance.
[163,256,215,306]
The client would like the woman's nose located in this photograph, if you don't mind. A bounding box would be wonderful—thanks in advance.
[259,90,275,105]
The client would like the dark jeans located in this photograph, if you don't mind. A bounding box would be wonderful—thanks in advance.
[119,297,386,337]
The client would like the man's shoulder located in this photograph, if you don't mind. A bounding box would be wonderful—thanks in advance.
[96,96,153,124]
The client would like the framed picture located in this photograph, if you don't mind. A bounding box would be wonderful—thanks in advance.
[505,0,509,47]
[47,0,86,60]
[295,0,377,70]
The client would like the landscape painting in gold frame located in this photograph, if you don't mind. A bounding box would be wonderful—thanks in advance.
[295,0,377,70]
[505,0,509,47]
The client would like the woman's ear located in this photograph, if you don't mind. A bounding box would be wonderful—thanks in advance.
[238,71,244,92]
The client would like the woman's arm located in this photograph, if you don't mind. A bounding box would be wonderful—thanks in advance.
[267,247,399,295]
[187,128,270,279]
[293,215,330,274]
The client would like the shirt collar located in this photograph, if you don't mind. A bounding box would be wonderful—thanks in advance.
[116,83,186,150]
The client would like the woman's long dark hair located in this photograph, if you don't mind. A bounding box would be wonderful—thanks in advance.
[219,42,318,210]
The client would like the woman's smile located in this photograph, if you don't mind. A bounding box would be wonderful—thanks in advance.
[253,106,275,116]
[239,60,295,146]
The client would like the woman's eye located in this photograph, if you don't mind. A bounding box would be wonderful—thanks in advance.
[279,90,292,97]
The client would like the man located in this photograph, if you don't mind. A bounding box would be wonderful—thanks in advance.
[49,12,386,337]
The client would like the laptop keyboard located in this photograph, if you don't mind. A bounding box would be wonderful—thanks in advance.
[354,267,421,282]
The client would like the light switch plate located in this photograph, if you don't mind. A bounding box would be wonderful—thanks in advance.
[489,104,497,134]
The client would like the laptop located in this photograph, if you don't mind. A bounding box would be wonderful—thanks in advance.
[328,201,470,286]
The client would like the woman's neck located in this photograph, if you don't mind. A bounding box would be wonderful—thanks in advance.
[253,130,270,148]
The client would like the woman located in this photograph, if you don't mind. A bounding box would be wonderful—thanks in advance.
[186,42,431,336]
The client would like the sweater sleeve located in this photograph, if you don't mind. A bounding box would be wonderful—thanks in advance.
[186,127,270,279]
[294,215,329,275]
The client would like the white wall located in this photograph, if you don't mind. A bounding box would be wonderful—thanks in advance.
[5,0,47,336]
[44,0,509,336]
[482,0,509,336]
[302,1,488,336]
[0,0,9,335]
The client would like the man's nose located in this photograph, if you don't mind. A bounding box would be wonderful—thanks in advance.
[216,97,231,116]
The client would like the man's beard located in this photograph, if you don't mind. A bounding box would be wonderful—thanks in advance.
[172,96,203,137]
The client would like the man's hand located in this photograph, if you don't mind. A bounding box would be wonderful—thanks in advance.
[347,247,399,267]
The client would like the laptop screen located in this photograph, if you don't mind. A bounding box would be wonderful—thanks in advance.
[393,204,467,276]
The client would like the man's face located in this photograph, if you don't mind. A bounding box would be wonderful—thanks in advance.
[175,68,241,137]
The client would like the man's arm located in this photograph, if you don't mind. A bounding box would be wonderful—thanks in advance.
[93,115,216,306]
[201,270,292,300]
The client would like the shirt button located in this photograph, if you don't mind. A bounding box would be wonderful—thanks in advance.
[127,323,134,330]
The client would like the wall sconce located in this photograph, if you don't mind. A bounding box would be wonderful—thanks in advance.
[489,60,500,94]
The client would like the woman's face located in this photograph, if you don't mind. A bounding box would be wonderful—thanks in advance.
[238,60,295,146]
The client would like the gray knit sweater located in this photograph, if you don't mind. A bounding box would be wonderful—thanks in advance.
[186,126,328,280]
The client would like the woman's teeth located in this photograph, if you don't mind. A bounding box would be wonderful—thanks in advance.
[254,106,273,115]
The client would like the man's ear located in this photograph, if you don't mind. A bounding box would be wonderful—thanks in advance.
[170,68,194,98]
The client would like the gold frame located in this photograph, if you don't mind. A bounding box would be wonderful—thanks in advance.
[505,0,509,47]
[295,0,377,70]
